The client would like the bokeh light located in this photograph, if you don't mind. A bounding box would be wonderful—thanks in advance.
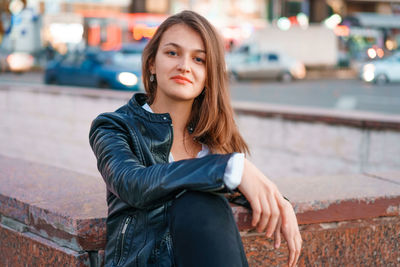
[277,17,291,31]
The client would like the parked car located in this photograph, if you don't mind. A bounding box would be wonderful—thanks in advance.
[44,48,142,91]
[0,48,34,73]
[226,51,306,82]
[360,52,400,84]
[7,52,35,72]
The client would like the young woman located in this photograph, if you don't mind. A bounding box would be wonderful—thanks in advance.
[90,10,302,267]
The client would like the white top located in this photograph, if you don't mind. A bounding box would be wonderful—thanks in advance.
[142,103,244,189]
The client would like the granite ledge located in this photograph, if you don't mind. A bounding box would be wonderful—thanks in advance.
[0,155,107,251]
[234,171,400,231]
[1,155,399,249]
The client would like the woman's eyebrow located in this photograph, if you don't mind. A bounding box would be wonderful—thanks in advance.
[163,42,206,53]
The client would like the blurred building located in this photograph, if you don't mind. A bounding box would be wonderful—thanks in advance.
[1,0,41,53]
[26,0,168,53]
[1,0,400,69]
[257,0,400,64]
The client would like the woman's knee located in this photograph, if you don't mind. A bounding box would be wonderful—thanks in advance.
[168,191,248,267]
[169,191,234,232]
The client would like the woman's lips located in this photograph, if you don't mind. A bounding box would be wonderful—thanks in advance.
[171,75,192,84]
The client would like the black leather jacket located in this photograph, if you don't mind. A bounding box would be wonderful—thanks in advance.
[89,93,233,267]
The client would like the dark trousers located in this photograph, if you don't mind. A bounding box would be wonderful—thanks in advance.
[168,191,249,267]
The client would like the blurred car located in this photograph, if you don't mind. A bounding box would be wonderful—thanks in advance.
[227,51,306,82]
[360,52,400,84]
[7,52,35,72]
[44,48,142,91]
[118,42,148,54]
[0,50,34,73]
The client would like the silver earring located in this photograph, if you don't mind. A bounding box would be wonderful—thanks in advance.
[150,74,155,82]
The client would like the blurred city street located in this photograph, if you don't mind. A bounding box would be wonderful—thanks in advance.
[230,78,400,115]
[1,71,400,114]
[1,0,400,266]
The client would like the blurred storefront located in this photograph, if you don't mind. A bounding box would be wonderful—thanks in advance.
[339,12,400,62]
[28,0,168,53]
[263,0,400,65]
[2,0,400,71]
[37,0,271,52]
[81,11,167,50]
[0,0,42,72]
[333,1,400,64]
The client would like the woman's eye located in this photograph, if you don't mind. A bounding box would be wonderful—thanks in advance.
[194,57,205,63]
[167,51,177,56]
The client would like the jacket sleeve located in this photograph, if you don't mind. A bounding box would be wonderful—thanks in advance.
[89,113,232,210]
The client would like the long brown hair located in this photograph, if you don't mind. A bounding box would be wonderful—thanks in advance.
[142,10,249,154]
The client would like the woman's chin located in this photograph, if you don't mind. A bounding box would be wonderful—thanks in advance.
[164,89,203,102]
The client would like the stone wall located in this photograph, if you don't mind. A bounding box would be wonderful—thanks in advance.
[1,84,399,182]
[1,84,400,266]
[234,102,400,180]
[1,156,399,266]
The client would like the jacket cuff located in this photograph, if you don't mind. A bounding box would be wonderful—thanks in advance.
[223,153,244,190]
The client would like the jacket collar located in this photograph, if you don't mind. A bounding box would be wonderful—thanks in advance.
[128,93,172,123]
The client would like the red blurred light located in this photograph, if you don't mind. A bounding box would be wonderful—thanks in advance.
[288,16,298,25]
[376,48,384,58]
[88,25,101,46]
[334,25,349,36]
[133,24,157,40]
[101,24,122,51]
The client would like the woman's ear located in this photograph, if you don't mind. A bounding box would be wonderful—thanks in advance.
[149,60,155,74]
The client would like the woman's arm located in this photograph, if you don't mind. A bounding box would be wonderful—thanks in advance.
[89,114,232,210]
[239,159,302,267]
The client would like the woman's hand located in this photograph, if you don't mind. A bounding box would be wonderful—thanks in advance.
[238,159,302,267]
[275,199,302,267]
[238,159,282,235]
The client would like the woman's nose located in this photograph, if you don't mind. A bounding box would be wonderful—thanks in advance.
[177,57,190,73]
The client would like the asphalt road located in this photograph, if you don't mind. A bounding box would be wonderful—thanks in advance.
[1,71,399,115]
[232,78,400,115]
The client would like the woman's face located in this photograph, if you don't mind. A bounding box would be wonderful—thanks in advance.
[150,23,206,103]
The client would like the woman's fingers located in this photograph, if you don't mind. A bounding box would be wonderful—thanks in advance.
[265,194,280,237]
[249,193,280,235]
[274,218,281,249]
[255,194,270,232]
[239,158,302,266]
[250,198,262,227]
[293,234,302,266]
[286,229,296,267]
[239,159,281,232]
[280,203,302,267]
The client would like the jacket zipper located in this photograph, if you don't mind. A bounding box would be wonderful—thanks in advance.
[167,123,173,163]
[116,216,132,266]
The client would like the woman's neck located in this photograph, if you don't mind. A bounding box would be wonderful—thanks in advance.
[150,97,201,160]
[150,98,193,133]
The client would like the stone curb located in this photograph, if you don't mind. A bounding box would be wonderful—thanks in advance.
[1,155,399,251]
[0,155,107,251]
